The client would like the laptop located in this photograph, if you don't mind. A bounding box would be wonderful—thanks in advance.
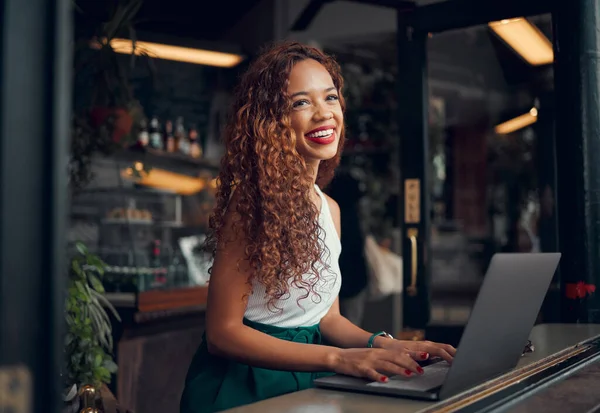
[314,252,561,401]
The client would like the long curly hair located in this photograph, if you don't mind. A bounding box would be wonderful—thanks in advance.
[205,41,346,311]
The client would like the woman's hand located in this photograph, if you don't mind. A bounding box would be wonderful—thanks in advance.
[378,338,457,363]
[329,348,425,383]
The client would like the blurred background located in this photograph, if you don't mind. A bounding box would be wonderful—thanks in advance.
[2,0,599,412]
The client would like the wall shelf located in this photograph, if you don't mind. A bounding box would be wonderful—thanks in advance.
[114,147,220,177]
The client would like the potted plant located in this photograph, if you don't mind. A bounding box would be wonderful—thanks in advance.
[63,242,121,412]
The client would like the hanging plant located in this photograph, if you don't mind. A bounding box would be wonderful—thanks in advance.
[70,0,154,192]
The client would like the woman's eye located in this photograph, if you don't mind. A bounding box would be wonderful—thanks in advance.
[327,94,339,101]
[292,99,309,108]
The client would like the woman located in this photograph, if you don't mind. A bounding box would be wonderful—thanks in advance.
[180,41,456,413]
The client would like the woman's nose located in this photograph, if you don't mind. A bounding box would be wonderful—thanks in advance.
[313,103,334,121]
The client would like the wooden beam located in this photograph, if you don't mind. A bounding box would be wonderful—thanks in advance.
[345,0,414,9]
[291,0,331,31]
[406,0,551,33]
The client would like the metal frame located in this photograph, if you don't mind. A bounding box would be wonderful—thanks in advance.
[397,14,431,330]
[552,0,600,323]
[0,0,72,411]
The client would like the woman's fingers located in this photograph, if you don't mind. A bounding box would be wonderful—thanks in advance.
[417,341,456,363]
[362,367,389,383]
[340,348,435,382]
[375,359,421,378]
[443,343,457,357]
[434,348,453,363]
[382,350,423,375]
[406,350,430,361]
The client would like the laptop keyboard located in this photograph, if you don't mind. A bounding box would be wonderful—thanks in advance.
[366,361,450,392]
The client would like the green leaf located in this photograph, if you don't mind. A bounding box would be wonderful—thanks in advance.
[75,242,88,255]
[90,289,121,322]
[94,353,103,368]
[65,333,74,347]
[71,259,83,277]
[89,274,105,293]
[71,353,82,367]
[103,359,118,374]
[74,280,87,296]
[86,255,107,275]
[96,366,111,381]
[86,352,95,366]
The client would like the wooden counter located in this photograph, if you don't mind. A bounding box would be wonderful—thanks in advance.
[223,324,600,413]
[108,286,208,413]
[137,285,208,314]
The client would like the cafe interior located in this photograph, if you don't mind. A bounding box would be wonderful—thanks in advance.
[2,0,600,412]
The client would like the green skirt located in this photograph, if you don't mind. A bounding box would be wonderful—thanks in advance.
[179,318,333,413]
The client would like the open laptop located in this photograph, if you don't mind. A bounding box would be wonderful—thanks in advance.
[314,252,561,401]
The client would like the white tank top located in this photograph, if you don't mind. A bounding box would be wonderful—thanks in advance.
[244,185,342,327]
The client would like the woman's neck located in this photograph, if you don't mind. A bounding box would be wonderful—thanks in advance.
[305,160,321,209]
[306,159,320,186]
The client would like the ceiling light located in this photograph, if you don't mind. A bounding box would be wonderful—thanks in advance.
[91,38,244,68]
[488,18,553,66]
[494,107,538,135]
[122,167,207,195]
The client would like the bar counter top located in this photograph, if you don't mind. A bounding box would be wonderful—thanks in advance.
[225,324,600,413]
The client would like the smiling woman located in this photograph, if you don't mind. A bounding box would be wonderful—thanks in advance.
[179,41,455,413]
[288,59,344,165]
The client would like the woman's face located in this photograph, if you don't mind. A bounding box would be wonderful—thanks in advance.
[287,59,343,167]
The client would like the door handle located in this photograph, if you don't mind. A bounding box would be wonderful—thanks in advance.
[407,228,418,296]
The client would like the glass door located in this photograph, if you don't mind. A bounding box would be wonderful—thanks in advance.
[399,6,557,343]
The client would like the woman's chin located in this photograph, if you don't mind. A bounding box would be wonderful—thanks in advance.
[306,149,339,163]
[298,142,339,162]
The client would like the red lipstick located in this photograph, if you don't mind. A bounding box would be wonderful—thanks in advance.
[305,125,336,145]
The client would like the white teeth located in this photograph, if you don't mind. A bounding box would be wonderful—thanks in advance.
[306,129,334,138]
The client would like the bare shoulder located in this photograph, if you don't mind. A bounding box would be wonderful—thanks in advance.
[219,187,246,239]
[323,193,340,218]
[323,193,341,237]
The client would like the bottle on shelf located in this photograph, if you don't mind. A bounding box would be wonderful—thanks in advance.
[169,249,189,287]
[164,120,175,153]
[150,239,167,288]
[175,117,189,155]
[138,118,149,147]
[149,116,162,150]
[188,125,202,158]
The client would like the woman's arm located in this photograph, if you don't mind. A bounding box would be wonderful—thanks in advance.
[320,195,456,362]
[320,298,455,362]
[319,195,385,348]
[319,297,390,349]
[205,191,340,372]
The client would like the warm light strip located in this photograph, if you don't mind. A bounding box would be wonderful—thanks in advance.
[122,167,206,195]
[494,108,538,135]
[91,38,244,68]
[488,18,553,66]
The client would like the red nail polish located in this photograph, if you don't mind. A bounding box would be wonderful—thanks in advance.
[417,367,424,374]
[405,369,412,376]
[421,352,429,359]
[381,376,388,382]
